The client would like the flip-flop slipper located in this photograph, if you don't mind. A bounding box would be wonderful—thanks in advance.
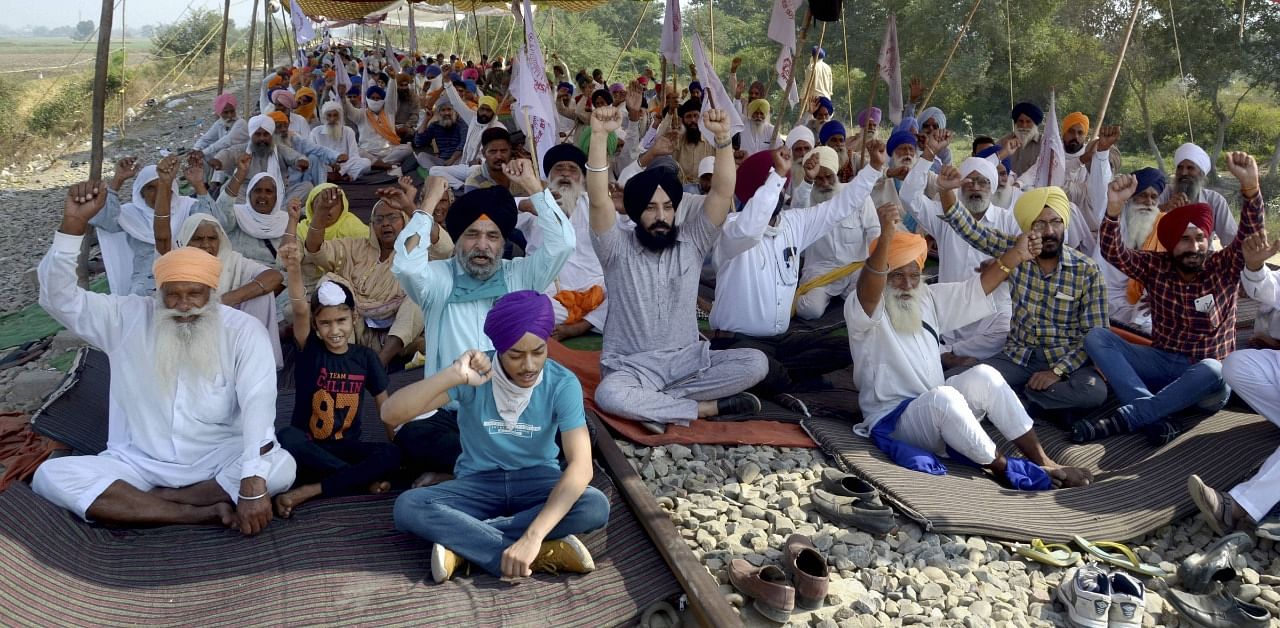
[1012,539,1081,568]
[1072,535,1166,577]
[0,338,51,370]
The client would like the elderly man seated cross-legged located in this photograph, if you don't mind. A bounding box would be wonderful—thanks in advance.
[33,182,296,534]
[844,202,1092,490]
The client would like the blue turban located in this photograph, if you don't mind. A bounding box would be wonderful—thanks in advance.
[887,130,918,156]
[689,81,703,93]
[1011,102,1044,125]
[449,72,463,83]
[975,145,1012,173]
[894,116,919,134]
[812,46,826,59]
[346,85,362,96]
[814,97,834,116]
[1132,167,1167,196]
[818,120,847,145]
[919,106,946,129]
[463,79,478,94]
[350,75,362,85]
[425,65,442,78]
[557,81,574,95]
[365,86,386,100]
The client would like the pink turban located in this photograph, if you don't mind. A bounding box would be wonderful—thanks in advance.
[735,151,778,205]
[484,291,555,354]
[213,93,237,115]
[272,90,296,109]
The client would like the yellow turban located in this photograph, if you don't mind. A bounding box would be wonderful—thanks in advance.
[478,95,499,113]
[747,99,770,117]
[153,246,222,290]
[1061,112,1089,138]
[1013,186,1071,233]
[869,231,928,272]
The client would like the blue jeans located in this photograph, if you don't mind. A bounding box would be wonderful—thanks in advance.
[1084,328,1230,429]
[392,465,611,577]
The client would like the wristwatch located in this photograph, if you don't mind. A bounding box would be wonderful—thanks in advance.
[1052,365,1067,378]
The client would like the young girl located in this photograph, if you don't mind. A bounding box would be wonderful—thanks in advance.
[273,240,401,518]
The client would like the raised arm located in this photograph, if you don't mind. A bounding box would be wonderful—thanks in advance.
[40,182,126,350]
[382,349,491,428]
[856,203,904,317]
[278,240,311,350]
[789,142,888,249]
[586,105,621,234]
[1100,174,1158,280]
[701,109,737,227]
[1242,230,1280,306]
[151,156,180,255]
[1226,151,1265,250]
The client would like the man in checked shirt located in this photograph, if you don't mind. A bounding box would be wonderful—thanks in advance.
[1074,151,1264,444]
[937,172,1110,420]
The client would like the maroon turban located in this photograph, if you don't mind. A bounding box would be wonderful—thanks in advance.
[484,290,555,354]
[735,151,781,205]
[1157,203,1214,252]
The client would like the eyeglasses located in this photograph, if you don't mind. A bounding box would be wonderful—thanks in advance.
[962,176,991,189]
[371,213,404,225]
[1030,218,1065,231]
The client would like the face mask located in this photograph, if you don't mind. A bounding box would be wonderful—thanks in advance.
[367,100,385,113]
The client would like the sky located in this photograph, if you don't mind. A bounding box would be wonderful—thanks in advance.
[12,0,264,30]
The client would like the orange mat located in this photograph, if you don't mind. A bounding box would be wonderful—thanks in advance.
[549,342,816,449]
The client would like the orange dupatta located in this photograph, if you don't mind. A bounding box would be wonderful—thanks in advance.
[1125,214,1166,305]
[366,108,400,144]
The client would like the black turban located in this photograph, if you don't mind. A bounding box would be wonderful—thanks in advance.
[542,143,587,176]
[623,168,683,224]
[678,98,702,117]
[592,88,613,106]
[446,187,518,243]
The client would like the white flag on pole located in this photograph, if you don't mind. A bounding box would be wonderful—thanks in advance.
[877,15,902,125]
[290,0,315,45]
[767,0,802,48]
[775,47,799,108]
[691,31,744,142]
[511,0,557,170]
[661,0,682,66]
[1034,90,1066,187]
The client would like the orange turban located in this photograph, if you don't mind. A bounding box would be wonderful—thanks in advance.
[153,246,221,290]
[869,231,928,272]
[267,75,286,89]
[1061,112,1089,138]
[268,111,289,128]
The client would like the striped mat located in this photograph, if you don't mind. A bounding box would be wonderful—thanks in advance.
[803,410,1280,543]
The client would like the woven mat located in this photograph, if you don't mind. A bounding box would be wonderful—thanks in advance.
[802,410,1280,542]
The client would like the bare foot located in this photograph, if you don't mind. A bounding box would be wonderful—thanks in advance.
[412,471,454,489]
[368,481,391,494]
[211,502,236,527]
[274,483,322,518]
[1046,465,1093,488]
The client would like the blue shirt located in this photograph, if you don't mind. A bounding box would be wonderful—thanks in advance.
[449,357,586,477]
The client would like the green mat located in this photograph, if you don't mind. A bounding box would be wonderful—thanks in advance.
[0,278,107,350]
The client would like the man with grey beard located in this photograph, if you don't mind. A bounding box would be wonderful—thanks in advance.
[210,115,312,203]
[33,181,296,534]
[1156,143,1239,246]
[309,102,370,182]
[413,100,467,169]
[846,203,1092,489]
[392,163,573,475]
[1005,102,1043,177]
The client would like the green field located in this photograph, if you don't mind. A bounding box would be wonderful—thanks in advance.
[0,36,152,80]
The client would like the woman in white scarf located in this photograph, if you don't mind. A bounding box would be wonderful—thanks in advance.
[212,161,292,268]
[97,160,207,295]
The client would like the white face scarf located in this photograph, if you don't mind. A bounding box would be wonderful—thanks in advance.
[490,355,543,430]
[118,165,196,244]
[232,172,288,240]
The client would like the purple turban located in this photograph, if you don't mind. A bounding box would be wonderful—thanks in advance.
[272,90,296,109]
[857,107,882,127]
[485,290,555,354]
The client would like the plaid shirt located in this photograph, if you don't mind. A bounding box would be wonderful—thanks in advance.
[943,202,1108,374]
[1100,191,1265,361]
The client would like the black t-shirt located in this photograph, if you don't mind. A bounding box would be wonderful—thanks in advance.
[291,337,389,442]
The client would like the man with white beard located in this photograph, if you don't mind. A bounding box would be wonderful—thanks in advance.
[792,147,882,321]
[846,203,1092,488]
[338,77,415,174]
[33,182,296,532]
[708,144,884,415]
[515,145,608,340]
[1006,102,1043,177]
[413,100,467,169]
[783,126,816,199]
[738,99,776,156]
[211,115,312,204]
[901,136,1018,371]
[1156,143,1239,246]
[309,102,370,182]
[974,144,1019,210]
[192,93,248,158]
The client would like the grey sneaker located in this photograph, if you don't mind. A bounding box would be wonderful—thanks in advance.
[1108,571,1145,628]
[1055,565,1110,628]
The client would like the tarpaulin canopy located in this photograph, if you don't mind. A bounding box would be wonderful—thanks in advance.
[292,0,401,21]
[414,0,608,12]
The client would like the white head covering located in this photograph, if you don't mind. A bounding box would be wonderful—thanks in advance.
[117,165,197,244]
[176,213,269,292]
[1173,143,1211,177]
[245,114,284,190]
[232,172,288,240]
[785,126,815,150]
[959,157,999,192]
[320,100,344,123]
[698,156,716,178]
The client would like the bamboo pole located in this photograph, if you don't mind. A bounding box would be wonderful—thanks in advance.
[473,8,486,59]
[244,0,259,120]
[861,63,880,168]
[919,0,982,112]
[264,0,272,72]
[119,0,126,137]
[840,3,852,122]
[607,0,650,83]
[1092,0,1142,138]
[709,0,715,67]
[89,0,115,180]
[217,0,232,93]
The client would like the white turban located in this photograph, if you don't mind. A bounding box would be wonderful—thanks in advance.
[247,114,276,136]
[320,100,343,121]
[959,156,999,191]
[785,126,815,150]
[1173,143,1211,177]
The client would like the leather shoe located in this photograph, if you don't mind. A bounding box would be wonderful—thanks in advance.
[1177,531,1253,594]
[810,488,896,534]
[781,534,829,610]
[1166,585,1271,628]
[727,559,795,623]
[819,468,881,504]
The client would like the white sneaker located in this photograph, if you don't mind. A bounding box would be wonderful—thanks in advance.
[1056,565,1111,628]
[1108,571,1145,628]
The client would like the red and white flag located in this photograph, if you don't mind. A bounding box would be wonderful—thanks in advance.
[767,0,802,48]
[661,0,682,66]
[691,31,743,141]
[877,15,903,125]
[1034,90,1066,187]
[511,0,557,169]
[775,48,799,107]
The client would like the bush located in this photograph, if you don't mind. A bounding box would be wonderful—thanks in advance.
[27,80,91,136]
[0,76,22,148]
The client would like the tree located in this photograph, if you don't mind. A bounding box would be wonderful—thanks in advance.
[152,8,225,60]
[73,20,95,42]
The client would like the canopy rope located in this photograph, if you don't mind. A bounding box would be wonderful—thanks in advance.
[1167,0,1194,143]
[840,3,852,122]
[607,0,651,83]
[919,0,982,112]
[1005,0,1014,111]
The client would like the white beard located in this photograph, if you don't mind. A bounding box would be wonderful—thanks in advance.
[552,178,585,215]
[960,192,991,216]
[885,283,926,335]
[750,120,766,137]
[893,154,915,170]
[152,301,223,395]
[325,122,343,142]
[1124,205,1160,249]
[810,181,842,205]
[1014,126,1039,146]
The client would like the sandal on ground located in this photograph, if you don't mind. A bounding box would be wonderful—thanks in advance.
[0,338,51,371]
[1072,535,1166,578]
[1012,538,1082,568]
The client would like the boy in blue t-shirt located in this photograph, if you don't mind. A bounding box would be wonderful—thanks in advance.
[386,291,609,583]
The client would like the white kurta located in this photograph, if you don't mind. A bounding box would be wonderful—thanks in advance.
[33,232,294,519]
[517,195,609,330]
[1222,267,1280,521]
